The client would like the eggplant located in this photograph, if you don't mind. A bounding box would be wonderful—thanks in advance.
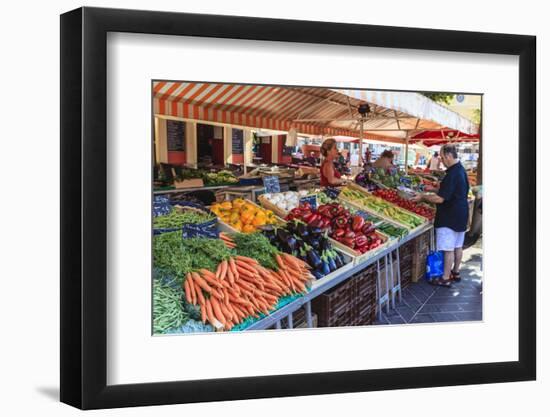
[286,235,298,251]
[321,259,331,275]
[328,255,337,271]
[312,270,324,280]
[297,222,309,238]
[276,228,291,243]
[307,248,322,268]
[309,226,323,236]
[319,237,330,251]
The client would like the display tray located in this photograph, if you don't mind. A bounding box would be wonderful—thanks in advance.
[342,182,428,231]
[329,230,392,266]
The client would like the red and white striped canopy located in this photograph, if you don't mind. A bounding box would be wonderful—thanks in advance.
[153,82,479,143]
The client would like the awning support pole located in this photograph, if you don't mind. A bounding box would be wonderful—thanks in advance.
[405,133,409,174]
[359,117,364,166]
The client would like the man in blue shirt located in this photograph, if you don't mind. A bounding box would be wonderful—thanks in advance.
[413,144,470,287]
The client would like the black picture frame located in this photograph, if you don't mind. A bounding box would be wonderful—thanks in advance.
[60,6,536,410]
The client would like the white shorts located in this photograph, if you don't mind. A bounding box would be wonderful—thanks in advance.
[436,227,465,251]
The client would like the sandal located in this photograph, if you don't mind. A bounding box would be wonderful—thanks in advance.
[429,278,453,287]
[451,271,461,282]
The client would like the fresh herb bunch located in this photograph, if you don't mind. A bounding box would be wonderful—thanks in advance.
[153,207,215,229]
[231,232,280,271]
[153,232,231,285]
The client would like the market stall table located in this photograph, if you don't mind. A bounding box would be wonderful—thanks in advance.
[244,222,433,330]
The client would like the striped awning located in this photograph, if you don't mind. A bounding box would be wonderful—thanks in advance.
[153,82,479,143]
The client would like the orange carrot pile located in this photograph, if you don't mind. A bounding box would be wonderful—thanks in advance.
[219,232,236,249]
[183,253,312,331]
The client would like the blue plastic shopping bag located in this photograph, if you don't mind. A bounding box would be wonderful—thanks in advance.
[425,250,444,280]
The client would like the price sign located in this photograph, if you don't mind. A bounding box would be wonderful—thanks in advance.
[299,194,318,210]
[262,175,280,194]
[399,176,412,187]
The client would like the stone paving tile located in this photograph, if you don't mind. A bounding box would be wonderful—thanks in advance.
[396,305,416,322]
[410,314,436,324]
[417,304,442,314]
[430,312,460,322]
[387,316,406,325]
[434,304,464,312]
[453,311,483,321]
[456,302,482,312]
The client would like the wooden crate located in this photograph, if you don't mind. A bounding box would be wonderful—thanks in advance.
[411,229,431,282]
[312,265,377,327]
[330,230,393,266]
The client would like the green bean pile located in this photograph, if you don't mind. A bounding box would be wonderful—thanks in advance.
[153,280,188,334]
[153,208,215,229]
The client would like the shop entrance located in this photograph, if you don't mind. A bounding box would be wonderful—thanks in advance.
[197,123,224,167]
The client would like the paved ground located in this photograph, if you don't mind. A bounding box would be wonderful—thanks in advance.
[374,238,483,325]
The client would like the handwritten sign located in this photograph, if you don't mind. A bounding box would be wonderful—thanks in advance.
[399,176,412,187]
[232,128,244,154]
[166,120,185,151]
[262,175,280,194]
[299,194,318,210]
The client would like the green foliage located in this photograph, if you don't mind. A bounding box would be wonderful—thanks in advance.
[421,92,456,105]
[231,232,280,270]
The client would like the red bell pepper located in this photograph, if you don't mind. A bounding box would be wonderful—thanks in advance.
[351,215,365,232]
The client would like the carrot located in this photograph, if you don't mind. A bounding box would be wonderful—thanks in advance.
[200,303,207,323]
[194,282,205,305]
[210,297,227,326]
[192,272,214,293]
[235,255,259,266]
[219,260,228,281]
[275,254,286,270]
[281,253,301,270]
[235,259,243,280]
[220,302,234,322]
[215,263,223,280]
[200,269,221,287]
[205,299,222,329]
[235,259,258,274]
[183,279,192,304]
[236,266,256,278]
[187,274,197,305]
[226,267,234,285]
[223,287,230,305]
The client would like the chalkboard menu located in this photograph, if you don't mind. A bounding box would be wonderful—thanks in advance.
[232,129,244,154]
[167,120,185,151]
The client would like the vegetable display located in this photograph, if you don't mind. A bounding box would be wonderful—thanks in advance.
[175,168,238,185]
[210,199,277,233]
[153,207,215,229]
[182,253,312,331]
[260,190,309,213]
[286,202,384,254]
[354,170,379,191]
[203,170,238,186]
[340,186,424,229]
[261,220,345,280]
[373,189,435,220]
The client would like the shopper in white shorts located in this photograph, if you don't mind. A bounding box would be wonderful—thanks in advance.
[412,144,470,287]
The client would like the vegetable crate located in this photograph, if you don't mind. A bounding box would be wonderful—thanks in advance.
[344,182,428,231]
[411,229,432,283]
[309,248,356,290]
[398,240,415,289]
[330,231,392,266]
[311,264,377,327]
[275,307,318,329]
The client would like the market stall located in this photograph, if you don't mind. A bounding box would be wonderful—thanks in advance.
[151,82,480,334]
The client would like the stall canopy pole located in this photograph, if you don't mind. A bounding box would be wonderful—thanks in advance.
[404,133,409,173]
[359,116,364,166]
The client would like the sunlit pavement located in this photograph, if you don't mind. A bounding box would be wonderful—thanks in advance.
[374,238,483,325]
